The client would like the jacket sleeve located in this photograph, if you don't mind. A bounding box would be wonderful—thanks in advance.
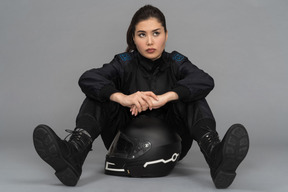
[171,52,215,102]
[78,56,124,102]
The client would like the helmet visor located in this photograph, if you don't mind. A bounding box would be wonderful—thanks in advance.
[108,132,151,159]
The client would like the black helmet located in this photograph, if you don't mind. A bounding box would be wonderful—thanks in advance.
[105,115,182,177]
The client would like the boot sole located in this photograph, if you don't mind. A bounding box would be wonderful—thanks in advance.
[33,125,79,186]
[213,124,249,189]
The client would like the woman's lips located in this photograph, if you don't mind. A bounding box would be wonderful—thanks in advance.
[146,48,156,53]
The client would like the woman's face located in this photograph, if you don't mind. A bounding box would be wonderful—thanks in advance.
[133,17,168,61]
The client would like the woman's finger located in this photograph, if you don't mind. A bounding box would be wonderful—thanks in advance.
[142,96,153,110]
[143,91,159,101]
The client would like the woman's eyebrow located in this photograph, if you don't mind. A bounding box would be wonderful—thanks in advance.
[136,28,161,33]
[136,30,146,33]
[152,28,161,32]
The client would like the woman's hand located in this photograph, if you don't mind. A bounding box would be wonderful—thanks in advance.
[110,91,158,115]
[130,91,179,116]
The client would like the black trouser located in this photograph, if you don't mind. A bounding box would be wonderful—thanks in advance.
[75,97,216,160]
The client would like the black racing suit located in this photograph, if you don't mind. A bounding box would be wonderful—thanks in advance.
[76,50,215,160]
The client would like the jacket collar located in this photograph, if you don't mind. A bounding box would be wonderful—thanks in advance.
[135,50,170,73]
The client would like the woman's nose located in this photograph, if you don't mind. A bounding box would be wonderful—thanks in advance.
[147,35,153,45]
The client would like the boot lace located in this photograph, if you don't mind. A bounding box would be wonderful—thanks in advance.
[64,129,92,152]
[199,128,220,156]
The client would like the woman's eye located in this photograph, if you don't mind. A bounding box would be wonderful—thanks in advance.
[138,33,146,38]
[153,32,160,36]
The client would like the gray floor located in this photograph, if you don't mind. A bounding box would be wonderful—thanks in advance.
[1,139,287,192]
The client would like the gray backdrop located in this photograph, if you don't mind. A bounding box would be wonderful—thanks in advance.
[1,0,287,191]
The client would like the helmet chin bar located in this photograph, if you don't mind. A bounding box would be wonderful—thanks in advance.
[105,162,125,172]
[104,115,182,177]
[105,152,180,176]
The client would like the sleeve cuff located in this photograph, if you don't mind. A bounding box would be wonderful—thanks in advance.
[172,85,191,100]
[99,85,119,101]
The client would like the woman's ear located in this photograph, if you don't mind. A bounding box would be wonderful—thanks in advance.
[165,30,168,41]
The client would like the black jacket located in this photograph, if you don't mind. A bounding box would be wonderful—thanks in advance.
[79,50,214,103]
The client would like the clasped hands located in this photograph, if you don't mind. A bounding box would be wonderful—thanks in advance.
[110,91,179,116]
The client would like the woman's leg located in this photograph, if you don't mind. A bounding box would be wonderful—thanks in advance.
[187,99,249,189]
[75,97,132,147]
[33,97,131,186]
[164,100,193,160]
[75,97,103,141]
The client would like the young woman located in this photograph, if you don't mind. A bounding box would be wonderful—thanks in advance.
[33,5,249,189]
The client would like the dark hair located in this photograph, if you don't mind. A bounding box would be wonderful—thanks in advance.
[126,5,167,52]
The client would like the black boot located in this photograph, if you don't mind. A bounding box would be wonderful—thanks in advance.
[33,124,92,186]
[198,124,249,189]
